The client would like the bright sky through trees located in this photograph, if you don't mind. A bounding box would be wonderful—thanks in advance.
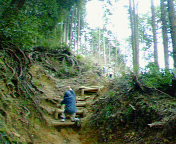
[85,0,172,69]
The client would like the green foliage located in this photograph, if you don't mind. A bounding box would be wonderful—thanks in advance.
[56,61,79,78]
[0,131,11,144]
[0,114,11,144]
[76,54,84,60]
[89,72,176,143]
[0,0,84,49]
[141,63,173,90]
[138,14,153,49]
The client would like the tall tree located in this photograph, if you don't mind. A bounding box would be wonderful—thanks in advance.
[151,0,159,66]
[160,0,169,68]
[77,9,81,54]
[167,0,176,69]
[98,28,101,61]
[129,0,139,74]
[103,33,107,65]
[69,8,75,46]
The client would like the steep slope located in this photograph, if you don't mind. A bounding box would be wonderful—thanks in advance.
[28,63,104,144]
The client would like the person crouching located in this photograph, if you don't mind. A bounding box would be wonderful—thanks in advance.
[60,86,78,122]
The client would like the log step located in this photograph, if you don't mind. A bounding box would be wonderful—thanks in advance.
[77,98,86,101]
[76,102,87,107]
[54,109,86,119]
[56,102,87,107]
[55,109,85,115]
[80,88,100,96]
[51,120,75,126]
[77,96,91,100]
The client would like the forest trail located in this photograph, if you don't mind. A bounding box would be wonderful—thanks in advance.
[30,64,103,144]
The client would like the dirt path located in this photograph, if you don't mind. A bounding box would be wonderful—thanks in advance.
[33,125,82,144]
[30,64,100,144]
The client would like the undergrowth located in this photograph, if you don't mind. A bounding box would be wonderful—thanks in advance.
[88,69,176,144]
[0,43,98,143]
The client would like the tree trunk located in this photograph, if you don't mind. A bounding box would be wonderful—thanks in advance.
[108,44,111,64]
[69,8,75,47]
[103,35,106,65]
[74,8,78,53]
[63,23,67,44]
[134,2,139,73]
[129,0,139,74]
[98,29,101,62]
[66,18,69,45]
[160,0,169,68]
[167,0,176,69]
[77,9,81,54]
[151,0,159,66]
[167,0,176,97]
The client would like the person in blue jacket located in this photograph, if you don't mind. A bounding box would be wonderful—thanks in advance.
[60,86,78,122]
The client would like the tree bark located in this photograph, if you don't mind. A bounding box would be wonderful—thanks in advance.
[108,44,111,64]
[129,0,139,74]
[167,0,176,69]
[103,34,106,65]
[69,8,74,46]
[77,9,81,54]
[98,28,101,62]
[151,0,159,66]
[160,0,169,68]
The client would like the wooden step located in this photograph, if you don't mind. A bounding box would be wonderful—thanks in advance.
[50,119,81,127]
[51,120,75,126]
[55,109,85,115]
[56,102,87,108]
[76,102,87,107]
[54,109,86,119]
[77,96,91,100]
[77,98,86,101]
[43,115,76,126]
[79,86,104,95]
[80,88,100,96]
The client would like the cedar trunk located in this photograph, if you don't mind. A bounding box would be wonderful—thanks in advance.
[160,0,169,68]
[151,0,159,66]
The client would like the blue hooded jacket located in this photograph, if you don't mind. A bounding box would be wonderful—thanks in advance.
[61,90,77,114]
